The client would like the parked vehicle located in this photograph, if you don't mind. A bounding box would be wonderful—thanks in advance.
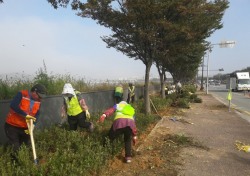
[226,72,250,91]
[214,80,221,86]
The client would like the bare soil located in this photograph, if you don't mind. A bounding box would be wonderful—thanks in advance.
[102,92,250,176]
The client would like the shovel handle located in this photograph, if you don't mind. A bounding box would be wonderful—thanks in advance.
[27,119,38,164]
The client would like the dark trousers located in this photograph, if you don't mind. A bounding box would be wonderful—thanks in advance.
[4,123,30,152]
[108,126,132,157]
[127,94,135,103]
[68,111,91,131]
[115,96,122,104]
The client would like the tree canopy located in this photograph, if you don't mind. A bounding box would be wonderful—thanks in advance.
[47,0,229,113]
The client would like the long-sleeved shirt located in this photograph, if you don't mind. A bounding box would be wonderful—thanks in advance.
[61,96,88,117]
[103,104,137,136]
[9,91,40,124]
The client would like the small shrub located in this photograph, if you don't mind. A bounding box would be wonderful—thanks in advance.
[179,90,190,98]
[182,84,197,93]
[194,97,202,103]
[167,92,178,102]
[190,94,197,100]
[189,93,197,103]
[150,96,172,111]
[176,98,190,108]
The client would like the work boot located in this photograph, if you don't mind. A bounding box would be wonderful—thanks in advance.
[125,156,132,163]
[88,122,94,132]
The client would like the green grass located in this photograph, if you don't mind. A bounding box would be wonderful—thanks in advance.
[166,133,209,150]
[0,99,162,176]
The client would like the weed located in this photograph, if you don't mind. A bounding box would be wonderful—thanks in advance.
[165,133,209,150]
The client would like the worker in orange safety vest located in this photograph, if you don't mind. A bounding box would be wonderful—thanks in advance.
[4,83,47,161]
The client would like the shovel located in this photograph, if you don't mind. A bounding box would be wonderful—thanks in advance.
[27,119,39,165]
[149,98,161,118]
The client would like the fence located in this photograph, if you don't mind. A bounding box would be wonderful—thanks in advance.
[0,85,160,144]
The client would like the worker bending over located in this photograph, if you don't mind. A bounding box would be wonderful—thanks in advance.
[4,84,47,162]
[98,100,137,163]
[114,84,123,103]
[61,83,94,132]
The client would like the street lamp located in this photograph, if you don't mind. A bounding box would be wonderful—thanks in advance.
[206,40,236,94]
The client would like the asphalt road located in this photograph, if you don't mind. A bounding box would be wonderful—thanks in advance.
[207,84,250,122]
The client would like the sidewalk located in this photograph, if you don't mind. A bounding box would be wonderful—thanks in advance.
[172,93,250,176]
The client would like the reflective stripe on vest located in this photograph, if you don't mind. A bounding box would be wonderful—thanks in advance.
[6,90,40,128]
[65,96,83,116]
[114,104,134,120]
[128,86,135,96]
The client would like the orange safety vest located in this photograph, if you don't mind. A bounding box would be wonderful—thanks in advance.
[6,90,41,128]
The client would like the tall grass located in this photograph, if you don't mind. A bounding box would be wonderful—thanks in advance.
[0,63,131,100]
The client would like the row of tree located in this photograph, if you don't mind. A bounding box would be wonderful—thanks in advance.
[46,0,229,113]
[0,0,228,113]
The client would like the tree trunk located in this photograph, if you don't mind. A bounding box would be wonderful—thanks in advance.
[156,64,166,99]
[159,69,166,99]
[144,62,152,114]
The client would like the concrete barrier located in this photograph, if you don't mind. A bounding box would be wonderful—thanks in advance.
[0,85,160,144]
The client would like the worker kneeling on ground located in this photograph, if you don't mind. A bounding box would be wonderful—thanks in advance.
[98,100,137,163]
[61,83,94,132]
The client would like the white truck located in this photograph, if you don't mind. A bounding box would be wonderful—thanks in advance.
[226,72,250,91]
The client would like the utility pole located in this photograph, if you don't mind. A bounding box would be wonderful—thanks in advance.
[205,40,236,94]
[200,56,204,90]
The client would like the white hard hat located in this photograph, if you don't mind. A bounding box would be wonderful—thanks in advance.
[119,101,127,104]
[62,83,75,96]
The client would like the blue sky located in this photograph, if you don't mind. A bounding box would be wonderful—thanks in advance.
[207,0,250,77]
[0,0,249,81]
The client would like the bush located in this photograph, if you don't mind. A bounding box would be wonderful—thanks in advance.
[179,90,190,99]
[150,96,172,111]
[194,97,202,103]
[176,98,190,108]
[182,84,197,93]
[166,92,178,102]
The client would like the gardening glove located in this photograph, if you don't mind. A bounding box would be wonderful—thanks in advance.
[24,125,35,135]
[61,113,66,118]
[98,114,106,123]
[24,129,30,135]
[86,110,91,120]
[26,115,36,122]
[61,110,66,118]
[132,136,137,146]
